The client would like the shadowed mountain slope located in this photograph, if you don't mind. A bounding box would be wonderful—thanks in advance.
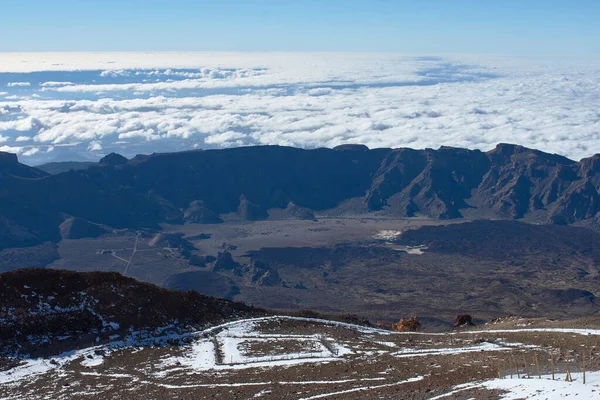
[1,144,600,249]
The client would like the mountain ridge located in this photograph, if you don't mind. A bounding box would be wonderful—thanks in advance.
[1,143,600,250]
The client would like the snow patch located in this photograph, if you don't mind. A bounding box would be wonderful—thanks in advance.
[430,371,600,399]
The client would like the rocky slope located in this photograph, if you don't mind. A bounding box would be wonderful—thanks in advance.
[1,143,600,249]
[0,268,266,356]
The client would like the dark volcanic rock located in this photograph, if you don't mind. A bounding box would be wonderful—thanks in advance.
[59,217,110,240]
[183,200,223,224]
[541,288,596,305]
[397,219,600,262]
[187,233,212,241]
[255,269,282,286]
[189,254,217,267]
[475,143,577,219]
[237,260,283,287]
[0,269,265,356]
[453,314,475,328]
[213,251,239,271]
[365,147,490,218]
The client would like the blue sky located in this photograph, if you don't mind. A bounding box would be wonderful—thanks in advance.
[1,0,599,54]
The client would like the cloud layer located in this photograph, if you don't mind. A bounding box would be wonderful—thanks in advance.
[0,53,598,164]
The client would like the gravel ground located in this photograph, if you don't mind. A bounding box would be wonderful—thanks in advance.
[3,316,600,399]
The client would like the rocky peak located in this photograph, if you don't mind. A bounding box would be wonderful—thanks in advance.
[99,153,128,166]
[0,152,18,165]
[183,200,223,224]
[285,202,315,220]
[579,154,600,177]
[213,251,239,271]
[238,197,268,221]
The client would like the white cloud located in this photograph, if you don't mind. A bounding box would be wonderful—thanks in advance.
[204,131,246,145]
[0,117,40,132]
[0,53,598,162]
[22,147,40,156]
[87,141,102,151]
[39,81,74,87]
[7,82,31,87]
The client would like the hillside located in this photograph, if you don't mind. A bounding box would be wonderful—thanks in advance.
[0,268,266,356]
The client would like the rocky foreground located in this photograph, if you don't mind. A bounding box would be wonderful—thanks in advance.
[2,315,600,399]
[1,269,600,399]
[0,268,266,357]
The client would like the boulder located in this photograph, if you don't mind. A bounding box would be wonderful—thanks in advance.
[239,260,283,287]
[213,251,239,271]
[453,314,475,328]
[183,201,223,224]
[392,316,421,332]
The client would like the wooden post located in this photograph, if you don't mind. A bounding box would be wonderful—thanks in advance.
[534,353,541,379]
[498,362,502,379]
[509,357,513,379]
[551,353,555,380]
[513,355,520,379]
[524,356,530,378]
[565,352,571,382]
[582,351,586,384]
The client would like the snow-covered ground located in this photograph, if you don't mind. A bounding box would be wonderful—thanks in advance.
[162,317,353,372]
[0,346,112,386]
[430,371,600,399]
[373,230,403,241]
[4,315,599,385]
[2,316,599,399]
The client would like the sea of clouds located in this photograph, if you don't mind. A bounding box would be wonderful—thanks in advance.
[0,52,598,165]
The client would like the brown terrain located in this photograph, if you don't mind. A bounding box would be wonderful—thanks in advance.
[1,269,600,400]
[3,310,600,399]
[24,216,598,328]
